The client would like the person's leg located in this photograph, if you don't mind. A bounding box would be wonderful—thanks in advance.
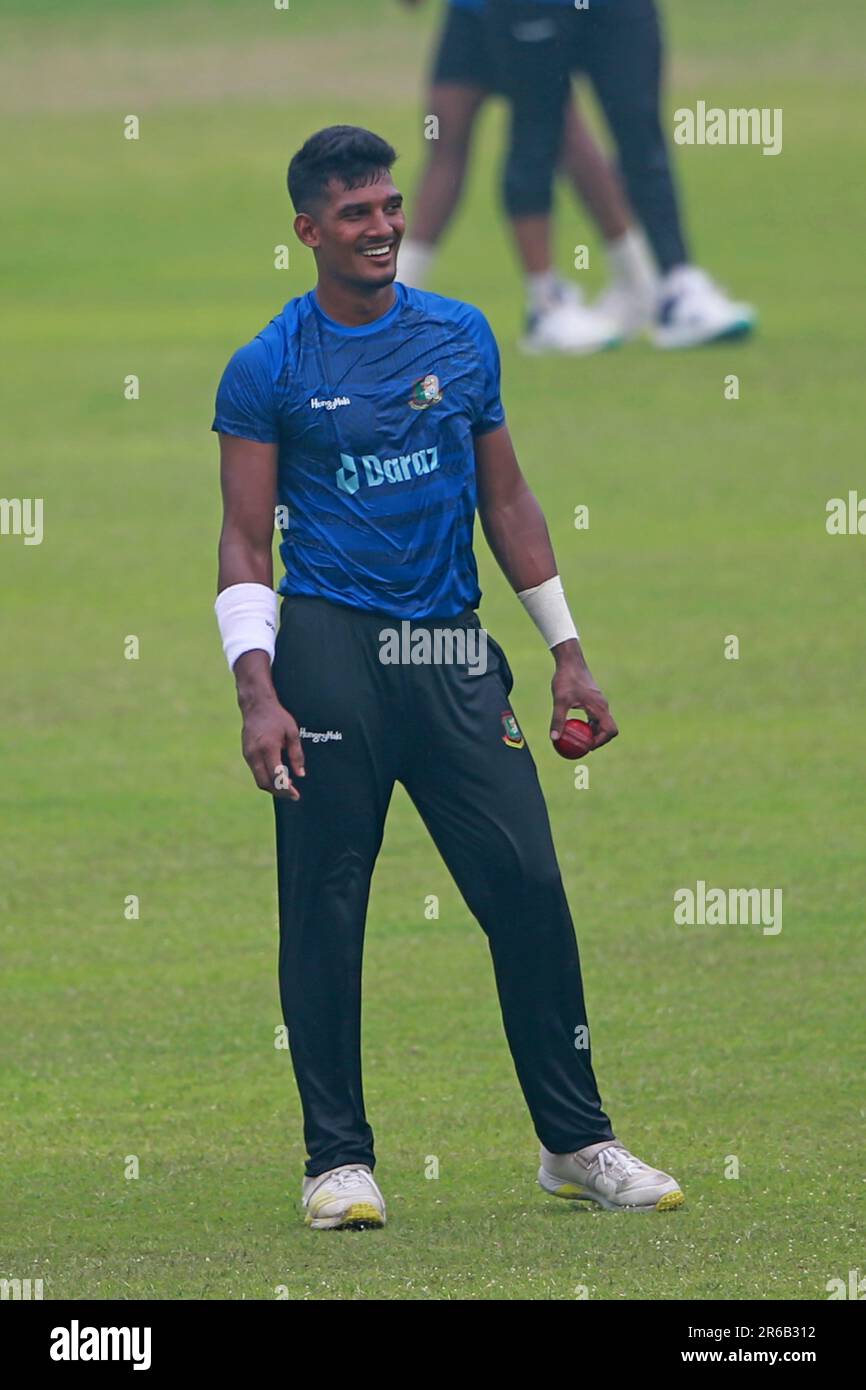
[558,96,630,243]
[486,1,638,287]
[482,0,620,351]
[399,83,486,287]
[578,0,689,273]
[271,596,401,1179]
[399,3,490,287]
[557,89,660,336]
[485,0,570,269]
[399,618,614,1153]
[578,0,755,345]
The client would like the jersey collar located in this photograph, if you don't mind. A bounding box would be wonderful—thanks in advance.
[310,281,405,337]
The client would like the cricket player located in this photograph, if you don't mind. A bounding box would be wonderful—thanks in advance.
[212,125,684,1228]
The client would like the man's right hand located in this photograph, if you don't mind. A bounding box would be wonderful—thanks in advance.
[233,650,305,798]
[241,694,305,798]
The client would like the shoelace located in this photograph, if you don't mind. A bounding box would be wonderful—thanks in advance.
[328,1167,372,1192]
[593,1145,645,1183]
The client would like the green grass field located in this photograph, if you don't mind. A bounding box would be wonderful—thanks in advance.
[2,0,865,1300]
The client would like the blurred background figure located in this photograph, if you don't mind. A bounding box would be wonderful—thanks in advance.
[397,0,658,354]
[400,0,756,350]
[483,0,756,347]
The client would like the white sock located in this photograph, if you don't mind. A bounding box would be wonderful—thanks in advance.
[526,270,560,312]
[397,238,436,288]
[661,262,693,287]
[605,228,658,292]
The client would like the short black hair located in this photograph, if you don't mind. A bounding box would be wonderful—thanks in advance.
[287,126,398,216]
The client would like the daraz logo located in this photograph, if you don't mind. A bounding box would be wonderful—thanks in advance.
[336,448,438,496]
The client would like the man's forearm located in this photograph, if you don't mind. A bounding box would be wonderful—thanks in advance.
[233,649,280,713]
[479,482,559,593]
[216,529,280,706]
[480,489,617,743]
[480,491,587,662]
[217,526,274,592]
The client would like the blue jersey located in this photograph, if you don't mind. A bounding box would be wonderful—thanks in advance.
[211,280,506,621]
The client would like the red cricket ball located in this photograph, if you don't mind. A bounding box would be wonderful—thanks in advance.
[553,717,595,760]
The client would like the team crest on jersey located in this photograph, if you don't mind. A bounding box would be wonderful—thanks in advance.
[408,373,443,411]
[500,711,524,749]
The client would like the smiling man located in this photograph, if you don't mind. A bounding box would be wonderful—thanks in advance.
[211,125,684,1229]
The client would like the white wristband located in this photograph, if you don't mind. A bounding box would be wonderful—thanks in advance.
[517,574,579,649]
[214,582,278,671]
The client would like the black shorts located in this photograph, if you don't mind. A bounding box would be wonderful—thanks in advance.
[483,0,660,96]
[430,3,499,92]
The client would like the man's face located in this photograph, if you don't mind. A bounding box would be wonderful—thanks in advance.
[299,172,405,289]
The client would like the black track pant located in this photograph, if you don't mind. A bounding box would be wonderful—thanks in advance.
[486,0,689,272]
[272,595,614,1177]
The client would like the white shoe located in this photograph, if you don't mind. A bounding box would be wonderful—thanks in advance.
[301,1164,386,1230]
[551,276,589,312]
[592,278,658,341]
[519,281,621,356]
[538,1139,685,1212]
[652,265,755,349]
[594,227,659,339]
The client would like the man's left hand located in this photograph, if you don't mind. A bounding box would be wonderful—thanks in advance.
[550,644,619,749]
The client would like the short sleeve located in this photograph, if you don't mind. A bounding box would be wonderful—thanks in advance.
[211,336,279,444]
[465,306,506,437]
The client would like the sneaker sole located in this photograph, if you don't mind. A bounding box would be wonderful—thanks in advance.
[538,1166,685,1212]
[652,318,755,350]
[305,1201,386,1231]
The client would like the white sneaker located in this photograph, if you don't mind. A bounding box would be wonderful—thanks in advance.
[301,1164,386,1230]
[594,227,659,339]
[652,265,755,349]
[550,276,589,312]
[538,1139,685,1212]
[519,281,621,356]
[592,278,658,341]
